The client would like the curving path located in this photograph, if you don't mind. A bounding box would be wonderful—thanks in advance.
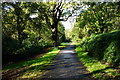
[39,44,93,79]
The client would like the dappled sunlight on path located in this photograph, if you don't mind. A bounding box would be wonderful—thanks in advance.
[39,45,93,79]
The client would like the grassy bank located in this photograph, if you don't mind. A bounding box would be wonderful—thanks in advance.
[2,48,61,79]
[76,31,120,79]
[76,45,120,80]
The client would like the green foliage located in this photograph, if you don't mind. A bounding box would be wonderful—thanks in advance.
[70,2,120,68]
[81,30,120,67]
[58,22,66,44]
[3,48,60,79]
[76,46,120,80]
[2,2,66,64]
[71,2,120,42]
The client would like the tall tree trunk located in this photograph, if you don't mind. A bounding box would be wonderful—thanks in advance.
[55,25,58,47]
[16,6,22,43]
[51,22,58,47]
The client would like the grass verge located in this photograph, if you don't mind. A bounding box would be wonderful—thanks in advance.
[76,46,120,80]
[2,48,61,79]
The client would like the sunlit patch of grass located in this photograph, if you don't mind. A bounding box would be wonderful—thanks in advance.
[76,46,120,80]
[3,48,60,79]
[60,42,70,46]
[58,45,66,48]
[104,68,120,77]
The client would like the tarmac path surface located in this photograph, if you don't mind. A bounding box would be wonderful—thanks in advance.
[39,45,93,79]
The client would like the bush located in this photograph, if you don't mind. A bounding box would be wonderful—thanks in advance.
[81,30,120,67]
[2,36,52,65]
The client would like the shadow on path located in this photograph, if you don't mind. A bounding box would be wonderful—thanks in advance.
[39,45,94,79]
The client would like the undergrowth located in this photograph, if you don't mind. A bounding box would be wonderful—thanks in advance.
[81,30,120,67]
[76,46,120,80]
[76,30,120,79]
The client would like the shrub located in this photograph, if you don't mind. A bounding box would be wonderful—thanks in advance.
[81,30,120,67]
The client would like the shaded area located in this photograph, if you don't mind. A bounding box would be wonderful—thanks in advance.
[2,48,60,79]
[3,46,52,66]
[39,45,93,79]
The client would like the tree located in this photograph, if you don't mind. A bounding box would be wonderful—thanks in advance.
[71,2,120,42]
[38,0,83,46]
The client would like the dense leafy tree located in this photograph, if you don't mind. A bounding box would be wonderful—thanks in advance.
[38,0,84,46]
[70,2,120,67]
[2,2,66,64]
[71,2,120,42]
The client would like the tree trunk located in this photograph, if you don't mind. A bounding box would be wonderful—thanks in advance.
[51,22,58,47]
[16,7,22,43]
[55,26,58,47]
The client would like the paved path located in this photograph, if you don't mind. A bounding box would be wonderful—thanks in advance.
[39,45,93,79]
